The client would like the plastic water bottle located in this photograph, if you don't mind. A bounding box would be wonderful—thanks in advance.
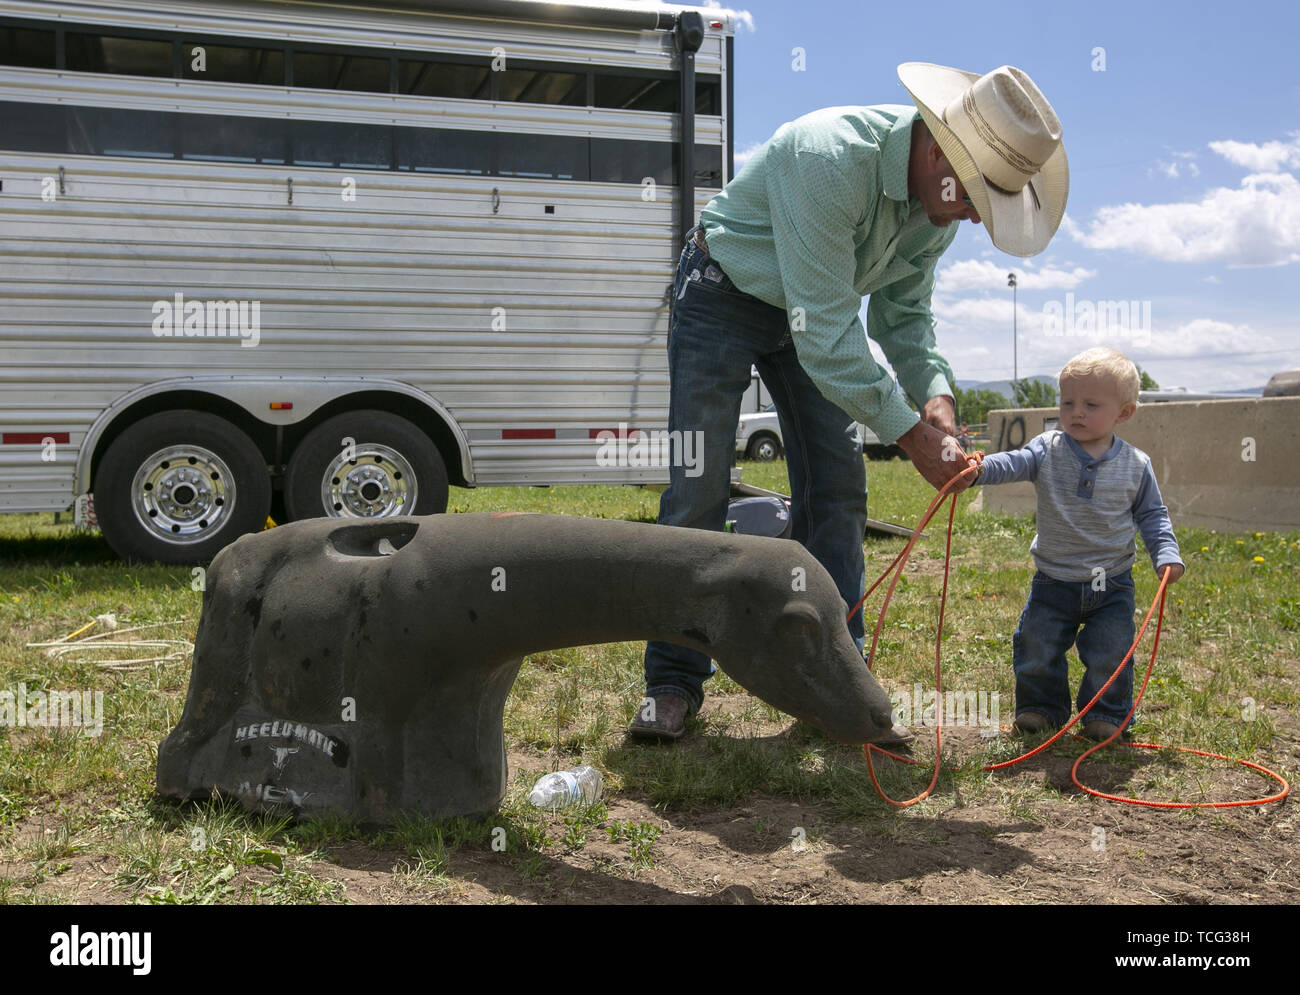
[527,766,603,810]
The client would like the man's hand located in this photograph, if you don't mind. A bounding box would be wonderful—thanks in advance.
[896,418,977,493]
[1160,563,1185,584]
[922,395,958,439]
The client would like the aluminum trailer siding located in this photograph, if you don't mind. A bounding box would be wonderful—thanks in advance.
[0,0,734,561]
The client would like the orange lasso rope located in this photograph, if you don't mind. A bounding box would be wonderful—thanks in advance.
[850,458,1290,810]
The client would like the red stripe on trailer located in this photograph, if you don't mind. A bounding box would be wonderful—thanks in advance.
[588,428,645,438]
[501,429,555,440]
[3,432,70,444]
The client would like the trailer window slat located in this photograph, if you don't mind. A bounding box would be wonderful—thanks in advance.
[0,15,721,114]
[0,100,723,187]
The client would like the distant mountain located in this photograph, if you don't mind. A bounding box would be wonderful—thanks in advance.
[954,378,1263,398]
[955,376,1055,397]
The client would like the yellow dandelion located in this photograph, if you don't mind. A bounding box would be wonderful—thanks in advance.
[1253,556,1265,563]
[1200,546,1208,552]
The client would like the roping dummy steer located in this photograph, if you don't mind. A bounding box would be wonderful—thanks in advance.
[156,513,896,824]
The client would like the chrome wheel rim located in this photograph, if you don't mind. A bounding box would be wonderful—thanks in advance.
[320,444,416,517]
[130,445,236,544]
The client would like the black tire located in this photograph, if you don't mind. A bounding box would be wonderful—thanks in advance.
[745,433,782,462]
[284,410,447,522]
[94,411,271,565]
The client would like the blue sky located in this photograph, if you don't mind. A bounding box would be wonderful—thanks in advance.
[684,0,1300,391]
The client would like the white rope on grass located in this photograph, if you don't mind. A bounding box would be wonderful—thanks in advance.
[35,640,191,656]
[95,651,192,671]
[55,619,190,642]
[27,616,194,669]
[29,639,191,652]
[29,642,194,669]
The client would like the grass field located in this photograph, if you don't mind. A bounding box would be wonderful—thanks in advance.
[1,458,1296,904]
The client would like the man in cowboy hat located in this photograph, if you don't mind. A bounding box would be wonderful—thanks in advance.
[630,63,1068,741]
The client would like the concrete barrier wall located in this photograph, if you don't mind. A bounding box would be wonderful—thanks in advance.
[969,398,1300,532]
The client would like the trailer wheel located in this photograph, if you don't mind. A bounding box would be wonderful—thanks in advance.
[745,434,782,462]
[284,411,447,522]
[95,411,271,564]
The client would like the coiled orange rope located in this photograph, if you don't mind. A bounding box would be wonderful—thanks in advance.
[850,459,1290,810]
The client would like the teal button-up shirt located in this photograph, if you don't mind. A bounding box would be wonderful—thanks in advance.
[699,104,958,445]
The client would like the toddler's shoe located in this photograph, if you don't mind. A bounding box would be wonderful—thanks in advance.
[1080,720,1129,742]
[1012,711,1055,734]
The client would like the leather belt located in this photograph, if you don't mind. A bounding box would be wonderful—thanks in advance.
[692,228,710,255]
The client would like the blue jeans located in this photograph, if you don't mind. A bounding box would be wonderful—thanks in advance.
[1012,568,1137,729]
[642,226,867,713]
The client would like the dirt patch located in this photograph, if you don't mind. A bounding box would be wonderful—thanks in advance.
[4,701,1294,906]
[309,775,1296,905]
[897,556,951,577]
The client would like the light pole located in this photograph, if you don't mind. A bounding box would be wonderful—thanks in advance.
[1007,272,1018,387]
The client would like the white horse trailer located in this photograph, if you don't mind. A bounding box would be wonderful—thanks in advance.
[0,0,735,562]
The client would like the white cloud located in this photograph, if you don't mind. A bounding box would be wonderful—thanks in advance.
[1133,319,1292,390]
[922,293,1290,390]
[694,1,755,32]
[1151,159,1199,180]
[544,2,754,33]
[1209,132,1300,172]
[933,297,1255,359]
[936,258,1095,292]
[1149,150,1200,181]
[932,294,1041,334]
[1141,318,1246,357]
[1069,172,1300,267]
[733,140,764,169]
[1057,213,1082,240]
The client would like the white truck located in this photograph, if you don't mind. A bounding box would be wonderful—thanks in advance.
[736,408,905,462]
[0,0,737,562]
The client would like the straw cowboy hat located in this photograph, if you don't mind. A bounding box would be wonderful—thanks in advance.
[898,62,1068,257]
